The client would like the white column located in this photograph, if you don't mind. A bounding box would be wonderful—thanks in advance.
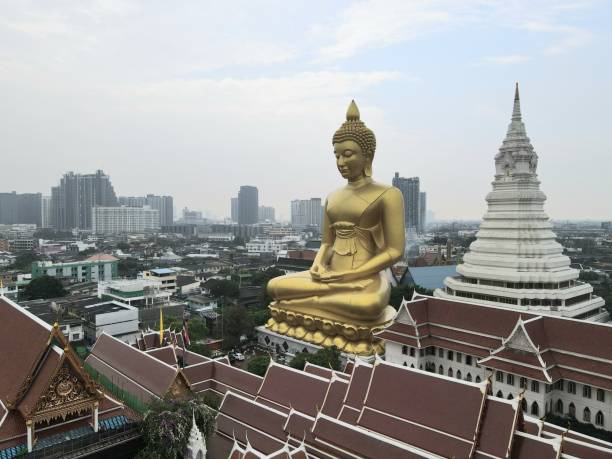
[26,420,33,452]
[93,403,99,432]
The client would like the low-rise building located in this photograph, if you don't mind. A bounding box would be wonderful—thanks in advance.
[98,278,172,307]
[32,255,118,283]
[378,294,612,432]
[141,268,177,293]
[82,300,139,344]
[187,294,217,313]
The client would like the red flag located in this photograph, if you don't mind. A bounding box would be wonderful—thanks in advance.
[182,320,190,347]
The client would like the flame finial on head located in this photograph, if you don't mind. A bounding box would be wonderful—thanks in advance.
[346,100,360,121]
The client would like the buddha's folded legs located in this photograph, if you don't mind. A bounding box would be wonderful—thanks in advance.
[267,271,373,301]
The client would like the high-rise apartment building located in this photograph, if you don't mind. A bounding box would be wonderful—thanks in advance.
[291,198,323,228]
[419,192,427,233]
[41,195,52,228]
[0,192,42,226]
[50,170,118,230]
[231,197,239,222]
[258,206,275,222]
[92,206,160,234]
[392,173,420,232]
[238,186,258,225]
[118,195,173,226]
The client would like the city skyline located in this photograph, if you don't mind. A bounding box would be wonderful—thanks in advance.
[1,1,611,220]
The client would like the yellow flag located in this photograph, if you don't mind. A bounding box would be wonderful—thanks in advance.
[159,307,164,345]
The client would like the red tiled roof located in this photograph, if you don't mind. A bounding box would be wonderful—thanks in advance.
[145,346,177,366]
[257,364,328,417]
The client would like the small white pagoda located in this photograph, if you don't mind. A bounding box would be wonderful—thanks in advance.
[184,412,207,459]
[435,84,608,322]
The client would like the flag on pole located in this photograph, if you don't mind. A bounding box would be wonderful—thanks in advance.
[159,307,164,346]
[182,319,190,347]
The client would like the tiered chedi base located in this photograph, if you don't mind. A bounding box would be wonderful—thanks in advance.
[265,302,394,356]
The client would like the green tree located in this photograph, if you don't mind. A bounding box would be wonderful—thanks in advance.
[136,395,216,459]
[222,305,253,350]
[290,347,341,371]
[247,355,270,376]
[207,279,240,299]
[389,283,433,309]
[12,251,40,271]
[188,342,212,358]
[23,276,67,300]
[248,308,271,327]
[118,257,142,278]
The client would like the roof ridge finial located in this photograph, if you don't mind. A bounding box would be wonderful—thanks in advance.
[512,82,522,122]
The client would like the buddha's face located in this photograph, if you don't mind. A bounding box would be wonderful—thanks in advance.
[334,140,368,181]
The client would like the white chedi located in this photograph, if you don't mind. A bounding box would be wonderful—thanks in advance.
[435,84,607,322]
[185,412,206,459]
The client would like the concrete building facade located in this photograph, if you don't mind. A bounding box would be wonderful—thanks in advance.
[92,206,160,234]
[238,186,258,225]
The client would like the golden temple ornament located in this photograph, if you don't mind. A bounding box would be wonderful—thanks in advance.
[266,100,405,356]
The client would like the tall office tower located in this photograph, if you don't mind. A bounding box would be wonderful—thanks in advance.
[258,206,275,222]
[51,170,118,230]
[231,197,239,222]
[41,196,52,228]
[419,192,427,233]
[435,85,607,322]
[0,192,42,226]
[238,186,258,225]
[291,198,323,228]
[392,173,420,232]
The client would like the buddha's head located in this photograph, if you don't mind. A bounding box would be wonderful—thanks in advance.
[332,100,376,181]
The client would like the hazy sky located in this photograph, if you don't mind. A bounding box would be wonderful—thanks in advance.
[1,1,611,221]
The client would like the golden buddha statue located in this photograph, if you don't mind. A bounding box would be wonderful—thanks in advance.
[266,100,405,356]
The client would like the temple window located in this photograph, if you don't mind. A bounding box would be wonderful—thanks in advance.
[556,399,563,413]
[457,370,462,380]
[476,376,482,383]
[496,371,504,382]
[456,353,462,363]
[531,381,539,393]
[583,385,592,399]
[520,377,528,389]
[507,394,514,400]
[569,403,576,417]
[401,345,408,355]
[531,402,539,416]
[597,389,605,402]
[438,348,444,358]
[583,407,591,423]
[496,390,503,398]
[507,374,515,386]
[466,373,472,382]
[410,347,415,357]
[596,411,604,426]
[466,355,472,366]
[568,382,576,394]
[439,365,444,375]
[448,368,453,378]
[447,350,454,360]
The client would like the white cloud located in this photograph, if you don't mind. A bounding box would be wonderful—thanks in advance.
[523,21,592,55]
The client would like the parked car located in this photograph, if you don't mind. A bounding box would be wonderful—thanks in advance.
[231,352,246,361]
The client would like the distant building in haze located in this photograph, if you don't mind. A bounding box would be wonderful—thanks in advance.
[291,198,323,228]
[231,197,239,222]
[92,206,160,234]
[258,205,275,222]
[392,173,421,233]
[238,186,258,225]
[0,192,42,226]
[419,192,427,233]
[118,195,173,226]
[41,195,52,228]
[50,170,118,230]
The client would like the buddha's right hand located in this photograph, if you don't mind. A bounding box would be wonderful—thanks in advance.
[309,262,325,280]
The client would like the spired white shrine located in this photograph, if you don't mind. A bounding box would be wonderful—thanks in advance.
[435,84,608,322]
